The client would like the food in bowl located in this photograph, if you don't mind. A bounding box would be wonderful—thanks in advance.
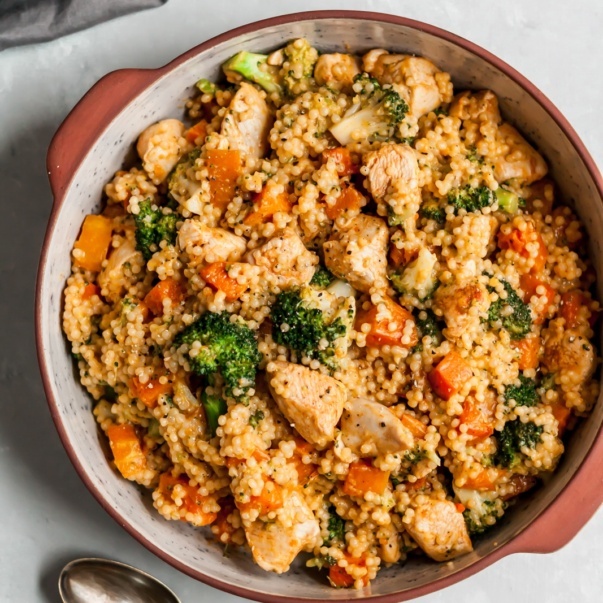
[62,39,599,588]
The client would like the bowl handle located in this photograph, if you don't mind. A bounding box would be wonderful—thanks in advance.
[46,68,159,202]
[505,427,603,554]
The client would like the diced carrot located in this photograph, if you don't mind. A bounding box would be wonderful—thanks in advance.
[200,262,248,301]
[550,401,572,435]
[328,555,368,588]
[462,468,499,491]
[158,473,217,525]
[500,474,538,501]
[243,180,292,226]
[400,414,428,439]
[455,502,466,513]
[225,450,269,469]
[130,376,172,409]
[206,149,242,210]
[212,497,237,543]
[404,476,428,491]
[428,351,472,400]
[82,283,100,300]
[73,214,113,272]
[559,290,586,329]
[343,459,390,497]
[325,185,366,220]
[107,424,147,480]
[144,278,185,316]
[237,479,284,515]
[498,221,547,273]
[184,119,208,144]
[355,297,418,348]
[513,335,540,370]
[459,396,494,439]
[328,564,355,588]
[321,147,359,176]
[520,274,555,324]
[524,178,555,215]
[389,243,417,268]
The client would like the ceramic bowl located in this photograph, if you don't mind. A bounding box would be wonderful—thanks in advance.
[37,11,603,603]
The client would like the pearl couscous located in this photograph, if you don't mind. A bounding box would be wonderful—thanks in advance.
[63,39,599,589]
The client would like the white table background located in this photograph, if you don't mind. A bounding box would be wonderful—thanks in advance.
[1,0,601,601]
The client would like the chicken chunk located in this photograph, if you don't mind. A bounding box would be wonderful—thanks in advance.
[493,123,548,186]
[250,228,318,290]
[323,215,389,293]
[266,361,346,448]
[364,144,419,199]
[136,119,189,184]
[433,280,490,340]
[363,50,449,117]
[314,53,361,93]
[221,82,272,159]
[542,323,596,391]
[98,239,142,302]
[178,219,247,264]
[341,397,415,457]
[245,489,320,573]
[405,499,473,562]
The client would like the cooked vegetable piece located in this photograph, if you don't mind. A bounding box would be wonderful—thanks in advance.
[82,283,100,300]
[459,396,494,438]
[494,420,543,468]
[448,185,493,213]
[195,78,216,95]
[130,376,172,409]
[200,262,248,301]
[184,119,208,144]
[520,274,555,324]
[487,279,532,340]
[201,391,228,438]
[174,311,261,398]
[244,181,292,226]
[513,335,540,370]
[144,278,185,315]
[325,185,365,220]
[428,351,472,400]
[343,459,390,497]
[321,147,359,176]
[355,296,418,348]
[107,424,147,479]
[559,290,587,328]
[505,374,538,407]
[206,149,242,210]
[498,220,547,273]
[158,473,218,525]
[237,479,284,515]
[134,198,179,261]
[494,187,520,214]
[400,414,428,439]
[73,215,113,272]
[222,51,282,95]
[310,264,335,288]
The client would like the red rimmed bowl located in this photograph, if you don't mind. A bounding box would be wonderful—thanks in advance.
[37,10,603,602]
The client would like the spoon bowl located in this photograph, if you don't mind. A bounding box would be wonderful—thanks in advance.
[59,558,180,603]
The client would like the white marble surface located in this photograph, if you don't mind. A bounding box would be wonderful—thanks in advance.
[0,0,602,601]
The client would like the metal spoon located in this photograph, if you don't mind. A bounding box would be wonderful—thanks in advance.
[59,558,181,603]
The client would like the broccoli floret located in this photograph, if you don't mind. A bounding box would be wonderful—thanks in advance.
[412,309,443,352]
[312,554,337,570]
[494,419,543,468]
[174,311,261,399]
[419,201,446,224]
[494,187,521,214]
[448,185,494,214]
[201,391,228,438]
[463,499,498,535]
[270,289,347,371]
[281,38,319,96]
[195,78,216,95]
[248,409,265,428]
[134,198,178,261]
[222,51,282,96]
[386,204,416,227]
[329,73,409,145]
[310,264,335,289]
[504,374,538,407]
[324,507,345,544]
[487,279,532,340]
[390,248,438,300]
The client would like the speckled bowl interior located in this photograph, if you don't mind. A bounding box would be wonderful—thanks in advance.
[38,14,603,602]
